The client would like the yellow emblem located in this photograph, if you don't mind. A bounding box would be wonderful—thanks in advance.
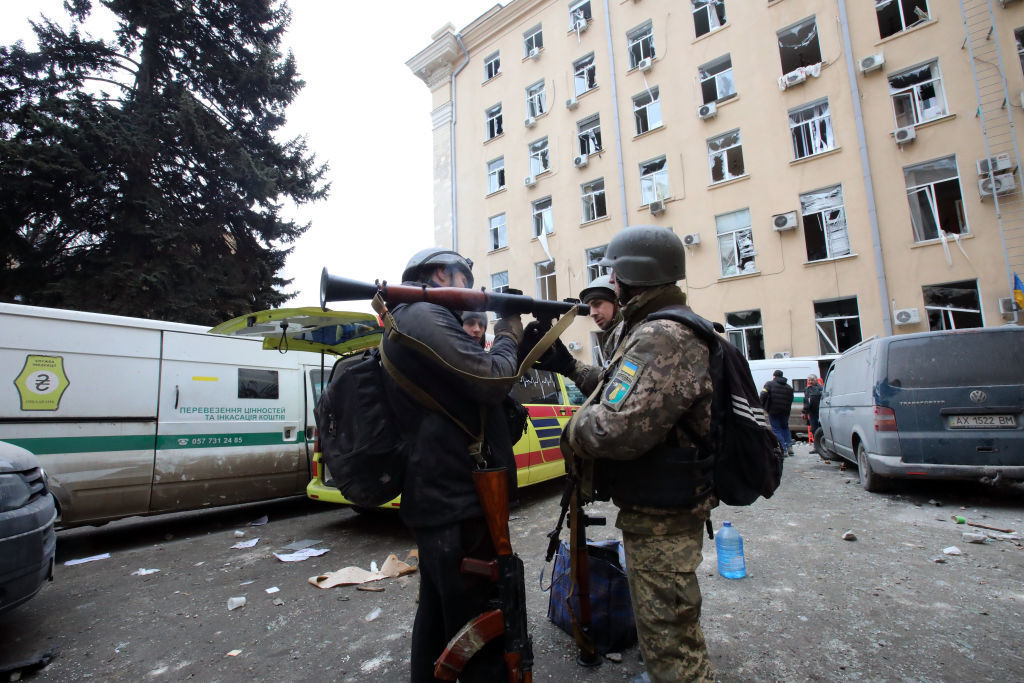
[14,355,70,411]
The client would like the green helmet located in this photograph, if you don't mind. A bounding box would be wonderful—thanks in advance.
[599,225,685,286]
[402,248,474,288]
[579,274,616,305]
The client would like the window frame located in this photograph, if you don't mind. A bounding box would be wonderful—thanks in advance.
[715,208,757,278]
[529,137,550,176]
[489,213,507,251]
[800,184,852,262]
[484,51,501,81]
[486,157,505,194]
[876,0,930,40]
[535,259,557,300]
[569,0,592,29]
[725,309,765,361]
[573,53,597,96]
[888,59,948,129]
[577,114,602,156]
[903,155,967,243]
[491,271,510,294]
[922,279,983,331]
[525,80,547,118]
[639,156,669,204]
[626,21,655,70]
[532,196,554,238]
[485,103,503,140]
[581,178,607,223]
[698,54,735,105]
[707,129,745,184]
[692,0,727,39]
[1016,27,1024,78]
[814,297,862,355]
[778,16,822,75]
[632,86,662,135]
[789,98,835,160]
[585,245,609,282]
[524,25,544,57]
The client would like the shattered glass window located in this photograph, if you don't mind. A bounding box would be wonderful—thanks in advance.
[708,129,744,183]
[585,245,609,281]
[790,99,834,159]
[876,0,929,40]
[699,54,735,104]
[487,157,505,193]
[532,196,553,237]
[633,86,662,135]
[800,185,851,262]
[573,53,597,96]
[639,156,668,203]
[922,280,982,331]
[726,309,765,361]
[485,103,503,139]
[529,137,550,176]
[778,17,822,75]
[526,80,547,118]
[692,0,726,38]
[484,52,500,81]
[570,0,592,29]
[581,178,607,223]
[889,60,946,128]
[535,260,557,300]
[627,21,655,69]
[577,114,602,155]
[1016,28,1024,77]
[903,156,966,242]
[715,208,756,277]
[489,213,507,250]
[491,271,509,294]
[524,25,544,56]
[814,298,861,355]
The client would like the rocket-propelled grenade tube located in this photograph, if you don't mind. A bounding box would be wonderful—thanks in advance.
[320,268,588,318]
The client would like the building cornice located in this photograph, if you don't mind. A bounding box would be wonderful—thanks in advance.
[406,31,462,92]
[459,0,553,54]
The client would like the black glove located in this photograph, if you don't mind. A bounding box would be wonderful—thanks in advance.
[535,338,575,376]
[517,320,548,366]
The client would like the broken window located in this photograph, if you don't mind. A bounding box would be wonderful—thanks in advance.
[889,60,947,128]
[699,54,735,104]
[922,280,982,330]
[627,21,655,69]
[526,80,547,118]
[639,156,669,203]
[486,157,505,194]
[903,156,966,242]
[570,0,592,29]
[814,297,861,355]
[708,129,744,183]
[489,213,507,250]
[790,99,834,159]
[800,185,851,262]
[581,178,607,223]
[529,137,550,176]
[726,309,765,360]
[484,51,500,81]
[633,86,662,135]
[692,1,726,39]
[535,260,557,299]
[1016,27,1024,77]
[491,271,509,294]
[585,245,610,281]
[532,196,553,237]
[524,25,543,57]
[778,16,822,75]
[876,0,929,40]
[573,53,597,96]
[716,208,756,278]
[485,103,503,140]
[577,114,602,155]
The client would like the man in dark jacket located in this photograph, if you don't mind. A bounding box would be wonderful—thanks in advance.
[383,248,523,682]
[760,370,795,455]
[803,373,823,434]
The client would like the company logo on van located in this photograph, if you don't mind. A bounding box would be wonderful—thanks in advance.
[969,390,988,404]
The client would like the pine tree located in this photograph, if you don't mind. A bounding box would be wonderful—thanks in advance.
[0,0,327,325]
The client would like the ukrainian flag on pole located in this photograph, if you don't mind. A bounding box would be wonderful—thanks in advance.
[1015,273,1024,311]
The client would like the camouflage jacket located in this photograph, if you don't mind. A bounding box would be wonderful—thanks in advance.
[565,285,717,534]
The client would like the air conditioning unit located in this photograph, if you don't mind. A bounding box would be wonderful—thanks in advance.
[859,53,884,74]
[566,96,579,110]
[638,57,653,72]
[772,211,799,231]
[524,175,537,187]
[697,102,717,120]
[998,297,1020,314]
[894,126,916,145]
[524,116,537,128]
[573,20,588,33]
[573,154,589,168]
[772,351,792,360]
[648,199,665,215]
[979,173,1017,196]
[682,232,701,246]
[894,307,921,326]
[783,69,806,87]
[566,341,583,351]
[977,153,1013,176]
[529,47,541,60]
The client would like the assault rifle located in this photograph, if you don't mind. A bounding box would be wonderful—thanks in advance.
[320,269,588,320]
[434,467,533,682]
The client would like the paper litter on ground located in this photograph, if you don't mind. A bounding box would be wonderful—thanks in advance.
[65,553,111,566]
[280,539,322,551]
[231,537,260,549]
[309,550,419,589]
[130,568,160,576]
[273,547,329,562]
[249,514,269,526]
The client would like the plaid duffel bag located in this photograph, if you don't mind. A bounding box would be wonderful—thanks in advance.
[545,539,637,654]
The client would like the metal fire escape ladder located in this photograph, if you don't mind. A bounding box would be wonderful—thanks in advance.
[960,0,1024,310]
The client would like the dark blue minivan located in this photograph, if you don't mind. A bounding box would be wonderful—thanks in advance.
[817,326,1024,491]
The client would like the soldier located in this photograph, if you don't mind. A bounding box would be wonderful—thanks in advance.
[562,226,717,683]
[383,248,524,682]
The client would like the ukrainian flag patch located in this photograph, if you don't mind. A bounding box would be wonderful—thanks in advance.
[602,355,645,410]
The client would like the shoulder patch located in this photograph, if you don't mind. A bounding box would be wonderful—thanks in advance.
[601,355,645,410]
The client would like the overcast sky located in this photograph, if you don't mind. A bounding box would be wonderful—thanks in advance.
[1,0,495,312]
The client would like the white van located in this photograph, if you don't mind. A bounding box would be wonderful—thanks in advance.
[0,303,379,527]
[748,357,833,438]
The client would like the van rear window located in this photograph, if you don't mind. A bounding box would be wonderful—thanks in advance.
[887,333,1024,388]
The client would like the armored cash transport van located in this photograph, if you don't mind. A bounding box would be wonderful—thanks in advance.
[0,303,380,527]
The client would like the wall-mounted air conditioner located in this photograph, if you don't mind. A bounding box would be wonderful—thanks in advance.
[783,69,806,87]
[567,341,583,351]
[683,233,701,246]
[648,199,665,215]
[638,57,653,72]
[977,153,1013,176]
[524,175,536,188]
[894,307,921,326]
[566,96,579,110]
[772,211,799,231]
[998,297,1020,314]
[573,20,588,33]
[979,173,1017,196]
[894,126,916,145]
[859,53,884,74]
[524,116,537,128]
[529,47,541,60]
[772,351,791,359]
[573,154,589,168]
[697,102,717,120]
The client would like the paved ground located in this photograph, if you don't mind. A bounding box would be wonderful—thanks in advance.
[2,442,1022,681]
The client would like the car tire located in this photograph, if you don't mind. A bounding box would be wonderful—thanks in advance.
[813,428,827,459]
[856,442,888,492]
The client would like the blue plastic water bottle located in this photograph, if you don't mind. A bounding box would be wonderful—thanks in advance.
[715,521,746,579]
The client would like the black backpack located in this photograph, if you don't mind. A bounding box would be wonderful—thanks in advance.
[649,306,784,506]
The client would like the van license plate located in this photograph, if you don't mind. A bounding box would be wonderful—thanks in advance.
[947,415,1017,429]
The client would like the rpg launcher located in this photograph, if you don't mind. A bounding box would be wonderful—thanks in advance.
[320,269,587,321]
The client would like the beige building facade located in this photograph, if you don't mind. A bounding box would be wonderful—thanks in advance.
[408,0,1024,364]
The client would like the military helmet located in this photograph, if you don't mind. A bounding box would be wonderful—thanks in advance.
[579,274,616,305]
[598,225,685,286]
[402,248,474,288]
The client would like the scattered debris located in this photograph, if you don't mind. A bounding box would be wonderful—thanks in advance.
[227,596,247,611]
[280,539,322,552]
[963,532,988,545]
[233,530,246,538]
[130,568,160,576]
[942,546,962,556]
[364,607,382,622]
[231,537,260,549]
[928,499,942,507]
[65,553,111,566]
[967,521,1014,533]
[952,516,966,524]
[265,586,280,594]
[274,547,329,562]
[249,514,269,526]
[272,598,285,606]
[226,650,242,657]
[357,586,386,592]
[239,580,255,586]
[932,557,947,564]
[605,652,623,663]
[842,530,857,541]
[309,551,419,589]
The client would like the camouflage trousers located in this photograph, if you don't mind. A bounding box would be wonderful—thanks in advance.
[622,521,715,683]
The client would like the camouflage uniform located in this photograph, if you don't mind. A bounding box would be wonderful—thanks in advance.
[566,284,716,683]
